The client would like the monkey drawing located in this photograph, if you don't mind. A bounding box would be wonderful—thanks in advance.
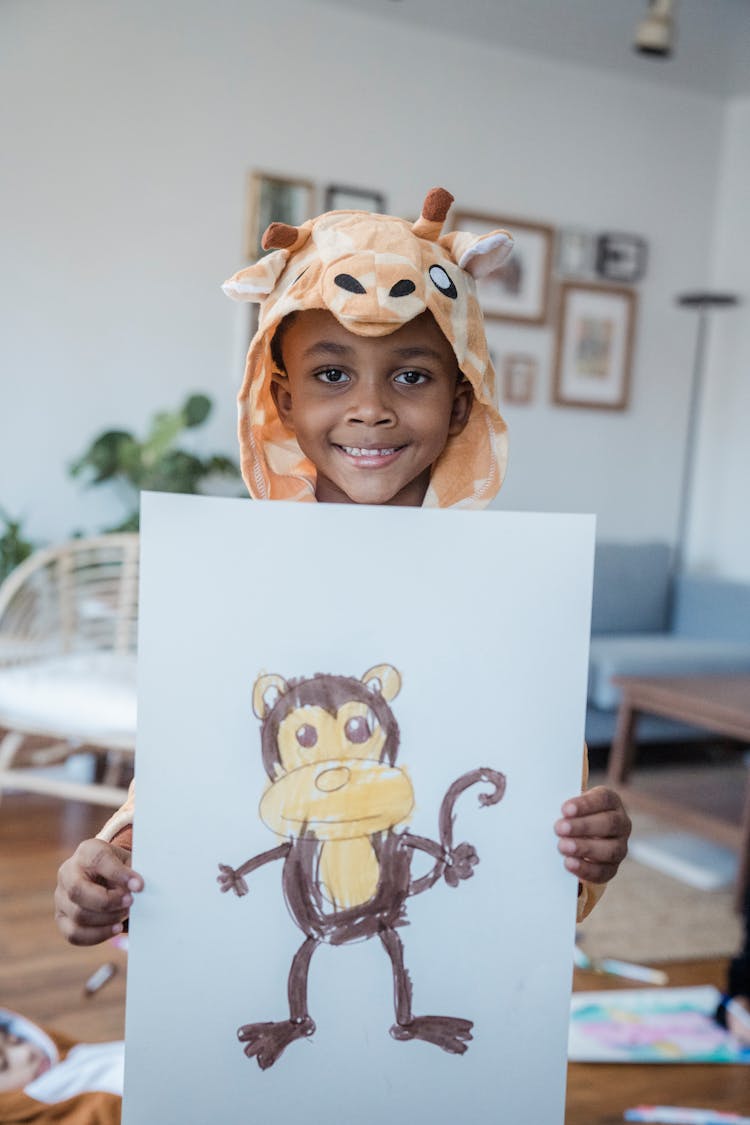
[217,664,506,1070]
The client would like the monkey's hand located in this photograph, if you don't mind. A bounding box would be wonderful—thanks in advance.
[217,863,249,897]
[443,842,478,887]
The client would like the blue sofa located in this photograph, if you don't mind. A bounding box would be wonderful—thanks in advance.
[585,541,750,747]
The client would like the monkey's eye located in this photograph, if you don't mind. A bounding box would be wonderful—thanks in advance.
[344,715,372,744]
[295,724,318,748]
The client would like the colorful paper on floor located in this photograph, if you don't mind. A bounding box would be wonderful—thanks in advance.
[568,986,750,1063]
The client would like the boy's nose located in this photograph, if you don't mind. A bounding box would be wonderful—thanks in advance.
[347,380,396,426]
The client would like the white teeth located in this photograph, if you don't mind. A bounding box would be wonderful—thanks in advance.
[340,446,398,457]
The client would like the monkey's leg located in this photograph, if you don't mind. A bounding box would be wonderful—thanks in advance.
[237,936,318,1069]
[380,927,473,1056]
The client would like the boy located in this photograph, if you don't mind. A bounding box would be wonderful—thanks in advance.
[55,187,630,946]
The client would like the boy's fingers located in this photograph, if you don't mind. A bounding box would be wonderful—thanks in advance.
[561,785,626,819]
[563,855,620,884]
[558,833,628,866]
[555,809,630,841]
[74,839,143,891]
[55,908,125,947]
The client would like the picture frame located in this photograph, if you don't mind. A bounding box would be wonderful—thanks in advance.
[247,171,315,260]
[502,353,537,405]
[595,232,649,284]
[555,228,597,281]
[324,184,387,213]
[552,282,637,411]
[450,211,554,324]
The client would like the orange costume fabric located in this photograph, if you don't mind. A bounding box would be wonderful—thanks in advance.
[98,187,604,921]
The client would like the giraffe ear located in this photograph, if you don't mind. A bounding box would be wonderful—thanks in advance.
[221,250,289,302]
[439,229,514,279]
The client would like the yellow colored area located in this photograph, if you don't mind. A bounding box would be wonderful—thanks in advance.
[260,760,414,841]
[318,838,381,910]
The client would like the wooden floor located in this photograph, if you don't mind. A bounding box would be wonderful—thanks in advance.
[1,783,748,1123]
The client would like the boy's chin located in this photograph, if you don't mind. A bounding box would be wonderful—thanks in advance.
[315,469,430,508]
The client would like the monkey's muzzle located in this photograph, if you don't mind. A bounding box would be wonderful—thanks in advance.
[260,759,414,841]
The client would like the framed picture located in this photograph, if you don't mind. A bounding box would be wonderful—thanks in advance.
[324,184,387,213]
[595,233,649,284]
[450,211,554,324]
[552,282,637,411]
[247,171,315,259]
[555,228,596,281]
[502,354,537,405]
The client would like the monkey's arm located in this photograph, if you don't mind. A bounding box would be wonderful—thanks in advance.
[402,833,478,896]
[217,843,291,897]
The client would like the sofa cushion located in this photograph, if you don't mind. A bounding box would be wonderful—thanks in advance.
[591,542,672,636]
[588,634,750,711]
[0,652,136,746]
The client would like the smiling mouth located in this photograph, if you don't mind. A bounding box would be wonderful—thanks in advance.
[335,444,405,460]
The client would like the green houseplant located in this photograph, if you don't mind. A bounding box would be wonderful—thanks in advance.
[0,509,34,586]
[70,393,241,532]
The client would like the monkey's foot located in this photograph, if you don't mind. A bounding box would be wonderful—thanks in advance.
[390,1015,473,1055]
[237,1016,316,1070]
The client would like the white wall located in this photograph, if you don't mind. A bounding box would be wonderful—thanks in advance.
[689,96,750,581]
[1,0,738,568]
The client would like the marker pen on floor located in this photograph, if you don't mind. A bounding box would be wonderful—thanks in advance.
[83,962,117,996]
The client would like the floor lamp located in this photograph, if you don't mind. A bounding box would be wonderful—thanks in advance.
[673,290,739,578]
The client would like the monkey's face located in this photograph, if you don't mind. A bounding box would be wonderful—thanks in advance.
[260,700,414,841]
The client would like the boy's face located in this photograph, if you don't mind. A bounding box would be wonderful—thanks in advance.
[270,310,473,506]
[0,1029,49,1092]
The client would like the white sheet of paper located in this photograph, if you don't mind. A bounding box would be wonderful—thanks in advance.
[123,493,595,1124]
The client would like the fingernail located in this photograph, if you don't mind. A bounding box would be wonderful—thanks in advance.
[562,802,577,817]
[127,878,141,892]
[559,839,576,855]
[112,923,123,934]
[565,857,581,872]
[557,820,571,835]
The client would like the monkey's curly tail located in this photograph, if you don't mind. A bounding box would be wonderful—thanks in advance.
[438,767,506,853]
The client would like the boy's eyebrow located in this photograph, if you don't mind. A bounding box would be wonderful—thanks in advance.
[303,342,447,362]
[303,341,354,359]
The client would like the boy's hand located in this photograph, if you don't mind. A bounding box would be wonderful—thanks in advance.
[555,786,631,884]
[55,838,143,946]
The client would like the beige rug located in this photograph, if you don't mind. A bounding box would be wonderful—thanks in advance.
[577,812,743,963]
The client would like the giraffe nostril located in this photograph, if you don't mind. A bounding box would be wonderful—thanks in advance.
[389,279,416,298]
[334,273,366,294]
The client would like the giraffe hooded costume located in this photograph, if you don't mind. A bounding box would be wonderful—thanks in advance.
[222,187,512,509]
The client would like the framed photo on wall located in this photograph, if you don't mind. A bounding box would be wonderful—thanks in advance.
[247,171,315,259]
[502,354,537,405]
[552,282,637,411]
[324,184,387,213]
[451,211,554,324]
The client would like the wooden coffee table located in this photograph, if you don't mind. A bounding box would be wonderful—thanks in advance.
[607,673,750,908]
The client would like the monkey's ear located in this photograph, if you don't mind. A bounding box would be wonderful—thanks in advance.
[361,664,401,702]
[252,673,289,718]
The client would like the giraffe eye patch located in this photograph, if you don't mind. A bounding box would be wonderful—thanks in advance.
[428,265,458,299]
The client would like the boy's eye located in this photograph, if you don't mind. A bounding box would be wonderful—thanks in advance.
[394,370,428,386]
[316,368,350,385]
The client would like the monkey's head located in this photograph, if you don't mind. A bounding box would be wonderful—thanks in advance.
[252,665,414,842]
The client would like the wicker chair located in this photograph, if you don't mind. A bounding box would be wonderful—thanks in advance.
[0,534,138,807]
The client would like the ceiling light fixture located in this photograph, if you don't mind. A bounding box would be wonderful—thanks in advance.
[634,0,676,59]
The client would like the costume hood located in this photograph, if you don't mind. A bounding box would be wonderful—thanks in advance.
[223,187,513,508]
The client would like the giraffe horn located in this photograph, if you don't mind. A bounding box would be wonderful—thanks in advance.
[412,187,455,240]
